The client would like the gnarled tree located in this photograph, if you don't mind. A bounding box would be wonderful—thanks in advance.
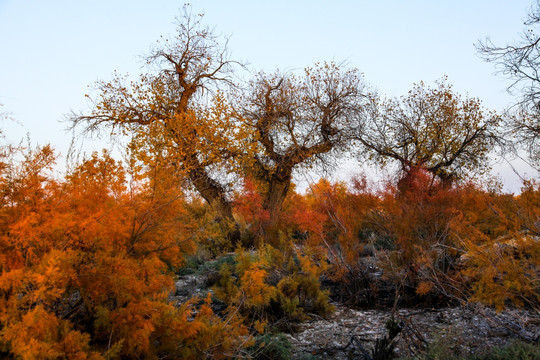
[72,8,244,241]
[355,80,500,185]
[237,63,370,241]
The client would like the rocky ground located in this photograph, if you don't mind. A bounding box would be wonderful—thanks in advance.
[173,273,540,359]
[286,304,540,359]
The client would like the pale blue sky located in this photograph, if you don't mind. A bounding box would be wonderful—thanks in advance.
[0,0,535,190]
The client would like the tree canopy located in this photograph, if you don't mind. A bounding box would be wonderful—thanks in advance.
[73,9,244,242]
[355,80,500,184]
[235,62,370,239]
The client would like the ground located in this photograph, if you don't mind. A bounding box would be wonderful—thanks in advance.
[173,269,540,359]
[287,304,539,359]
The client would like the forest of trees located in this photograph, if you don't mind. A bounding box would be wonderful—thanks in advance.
[1,5,540,360]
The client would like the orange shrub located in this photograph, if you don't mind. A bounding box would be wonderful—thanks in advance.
[460,180,540,311]
[0,147,249,359]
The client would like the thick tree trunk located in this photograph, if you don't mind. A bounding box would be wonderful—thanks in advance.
[261,173,292,246]
[188,167,240,247]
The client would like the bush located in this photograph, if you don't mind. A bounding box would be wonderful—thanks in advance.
[400,340,540,360]
[250,333,292,360]
[473,341,540,360]
[211,245,334,331]
[0,149,250,359]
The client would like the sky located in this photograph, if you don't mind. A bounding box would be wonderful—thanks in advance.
[0,0,536,192]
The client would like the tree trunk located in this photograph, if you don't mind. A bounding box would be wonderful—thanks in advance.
[188,167,240,247]
[261,174,292,246]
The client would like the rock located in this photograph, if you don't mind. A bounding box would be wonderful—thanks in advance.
[171,274,210,305]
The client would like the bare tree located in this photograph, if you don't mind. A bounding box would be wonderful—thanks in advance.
[477,1,540,164]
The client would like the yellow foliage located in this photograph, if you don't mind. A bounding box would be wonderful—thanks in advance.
[240,262,277,308]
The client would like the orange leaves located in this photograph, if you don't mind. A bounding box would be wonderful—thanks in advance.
[31,249,78,303]
[416,281,435,296]
[109,300,159,355]
[240,262,277,308]
[461,235,540,311]
[214,249,277,310]
[234,177,270,230]
[287,178,379,275]
[459,180,540,311]
[2,306,102,360]
[288,192,326,242]
[0,147,251,358]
